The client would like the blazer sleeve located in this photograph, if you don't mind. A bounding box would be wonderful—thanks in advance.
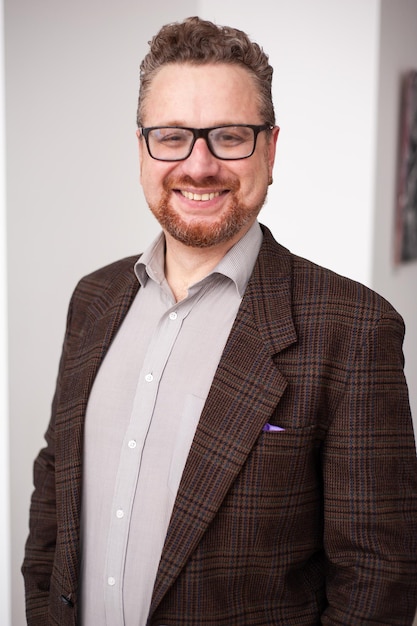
[21,294,74,625]
[321,306,417,625]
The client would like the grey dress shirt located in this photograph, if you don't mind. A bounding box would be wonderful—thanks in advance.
[80,222,263,625]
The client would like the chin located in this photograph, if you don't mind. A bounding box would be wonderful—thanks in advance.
[150,194,265,249]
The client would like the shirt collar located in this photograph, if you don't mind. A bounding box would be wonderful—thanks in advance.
[134,221,263,298]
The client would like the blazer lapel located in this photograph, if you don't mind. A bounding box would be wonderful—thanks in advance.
[150,228,297,614]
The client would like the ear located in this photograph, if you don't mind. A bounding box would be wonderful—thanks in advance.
[136,129,144,181]
[268,126,280,182]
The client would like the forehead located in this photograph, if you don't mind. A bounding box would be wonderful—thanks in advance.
[142,62,261,126]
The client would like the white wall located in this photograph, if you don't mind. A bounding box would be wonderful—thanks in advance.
[5,1,416,624]
[0,0,11,621]
[199,0,380,287]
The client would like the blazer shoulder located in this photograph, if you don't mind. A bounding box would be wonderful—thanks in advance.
[79,254,140,286]
[68,254,141,324]
[290,251,403,326]
[74,254,139,294]
[259,225,402,325]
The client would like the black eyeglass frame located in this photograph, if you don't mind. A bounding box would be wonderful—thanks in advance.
[139,124,274,161]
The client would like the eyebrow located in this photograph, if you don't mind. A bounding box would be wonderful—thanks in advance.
[143,121,241,128]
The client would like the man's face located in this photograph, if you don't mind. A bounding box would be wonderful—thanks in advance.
[138,63,279,249]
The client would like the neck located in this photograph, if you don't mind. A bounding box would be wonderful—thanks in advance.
[163,233,235,302]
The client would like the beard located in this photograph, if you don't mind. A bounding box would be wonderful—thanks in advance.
[147,175,268,248]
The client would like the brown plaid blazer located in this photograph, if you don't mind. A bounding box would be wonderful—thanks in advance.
[23,226,417,625]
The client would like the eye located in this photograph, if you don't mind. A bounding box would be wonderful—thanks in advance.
[212,126,253,146]
[152,128,190,147]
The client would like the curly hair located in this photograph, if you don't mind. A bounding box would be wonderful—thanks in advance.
[137,16,275,127]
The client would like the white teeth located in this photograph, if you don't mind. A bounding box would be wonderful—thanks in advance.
[180,190,221,201]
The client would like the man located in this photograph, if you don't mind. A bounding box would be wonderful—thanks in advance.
[23,16,417,626]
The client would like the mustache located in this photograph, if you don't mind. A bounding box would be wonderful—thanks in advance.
[163,175,240,192]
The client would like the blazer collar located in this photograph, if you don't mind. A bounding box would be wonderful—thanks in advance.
[149,225,297,615]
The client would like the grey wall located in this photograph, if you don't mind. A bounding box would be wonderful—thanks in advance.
[373,0,417,436]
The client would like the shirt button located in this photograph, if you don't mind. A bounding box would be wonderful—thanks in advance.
[116,509,124,519]
[128,440,137,449]
[107,577,116,586]
[145,373,153,382]
[169,311,178,320]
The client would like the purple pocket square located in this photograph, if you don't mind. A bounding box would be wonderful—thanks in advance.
[262,423,285,432]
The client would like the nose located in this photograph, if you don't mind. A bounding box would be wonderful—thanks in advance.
[181,137,221,179]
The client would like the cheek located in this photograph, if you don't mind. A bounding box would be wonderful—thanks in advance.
[239,162,269,199]
[139,161,156,202]
[140,161,173,204]
[140,157,158,188]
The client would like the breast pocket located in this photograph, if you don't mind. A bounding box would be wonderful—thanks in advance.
[256,424,319,495]
[251,424,322,552]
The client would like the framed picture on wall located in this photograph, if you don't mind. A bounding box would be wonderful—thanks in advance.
[395,70,417,264]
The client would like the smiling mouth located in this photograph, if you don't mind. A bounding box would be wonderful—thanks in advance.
[180,190,223,201]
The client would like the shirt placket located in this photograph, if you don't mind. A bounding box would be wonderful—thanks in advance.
[103,296,195,625]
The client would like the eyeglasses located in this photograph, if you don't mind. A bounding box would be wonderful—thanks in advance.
[139,124,274,161]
